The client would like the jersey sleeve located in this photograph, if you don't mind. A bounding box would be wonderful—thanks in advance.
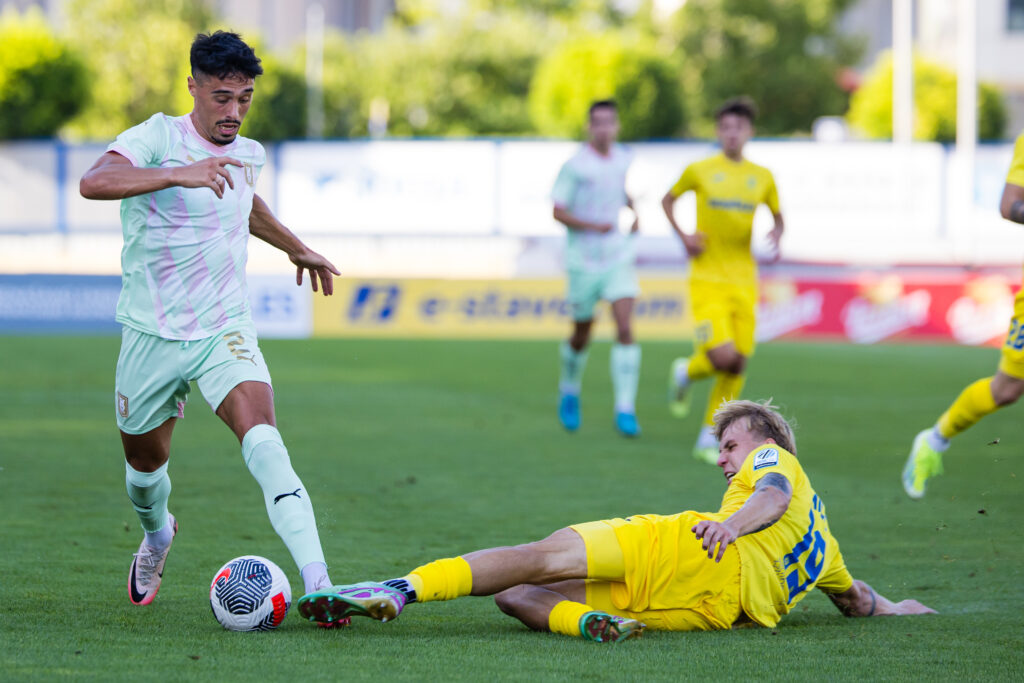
[107,113,171,168]
[742,445,799,487]
[1006,133,1024,187]
[814,544,854,594]
[550,160,577,209]
[669,163,697,198]
[763,171,780,214]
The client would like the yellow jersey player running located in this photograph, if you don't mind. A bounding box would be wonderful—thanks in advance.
[662,97,785,464]
[903,131,1024,498]
[296,400,934,640]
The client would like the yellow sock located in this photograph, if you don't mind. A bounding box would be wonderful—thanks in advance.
[687,351,714,382]
[548,600,595,637]
[407,557,473,603]
[703,372,746,426]
[936,377,999,440]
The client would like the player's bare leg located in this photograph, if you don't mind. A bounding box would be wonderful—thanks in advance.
[122,419,177,605]
[559,320,593,431]
[217,380,333,600]
[496,580,644,643]
[298,528,589,624]
[610,297,641,436]
[692,342,746,464]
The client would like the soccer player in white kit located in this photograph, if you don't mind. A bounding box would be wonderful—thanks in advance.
[79,31,343,619]
[551,100,642,437]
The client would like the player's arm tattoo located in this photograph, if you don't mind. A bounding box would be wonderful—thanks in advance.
[750,473,792,531]
[1010,200,1024,224]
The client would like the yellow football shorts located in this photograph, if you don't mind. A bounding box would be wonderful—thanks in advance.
[689,280,757,357]
[999,287,1024,379]
[570,512,743,631]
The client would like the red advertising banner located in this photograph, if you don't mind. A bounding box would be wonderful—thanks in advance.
[757,271,1021,346]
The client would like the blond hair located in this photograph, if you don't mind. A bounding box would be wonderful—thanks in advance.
[712,399,796,455]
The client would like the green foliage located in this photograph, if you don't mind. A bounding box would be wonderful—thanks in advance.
[63,0,214,140]
[238,53,308,142]
[529,34,685,140]
[0,8,88,139]
[847,52,1007,142]
[334,13,551,138]
[674,0,861,136]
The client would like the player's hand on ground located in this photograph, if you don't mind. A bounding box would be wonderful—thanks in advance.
[890,599,937,615]
[174,157,242,198]
[691,520,738,563]
[681,232,706,257]
[290,249,340,296]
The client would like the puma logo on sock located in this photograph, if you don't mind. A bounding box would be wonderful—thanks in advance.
[273,488,302,504]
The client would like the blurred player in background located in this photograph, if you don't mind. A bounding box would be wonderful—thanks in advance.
[296,400,934,640]
[662,98,785,464]
[79,31,342,613]
[903,132,1024,498]
[551,100,642,437]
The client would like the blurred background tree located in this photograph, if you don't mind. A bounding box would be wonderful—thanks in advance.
[0,7,88,139]
[847,52,1006,142]
[63,0,213,139]
[672,0,862,136]
[528,33,685,140]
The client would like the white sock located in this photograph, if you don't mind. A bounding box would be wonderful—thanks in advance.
[301,561,331,593]
[242,424,327,573]
[927,426,950,452]
[559,341,589,396]
[610,343,641,414]
[674,359,690,388]
[696,425,719,449]
[125,461,172,549]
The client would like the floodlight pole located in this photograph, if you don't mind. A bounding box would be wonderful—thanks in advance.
[306,2,325,140]
[892,0,914,145]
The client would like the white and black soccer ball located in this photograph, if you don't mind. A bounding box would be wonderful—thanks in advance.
[209,555,291,631]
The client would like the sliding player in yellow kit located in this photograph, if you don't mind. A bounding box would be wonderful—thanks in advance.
[903,131,1024,498]
[296,400,934,640]
[662,98,785,464]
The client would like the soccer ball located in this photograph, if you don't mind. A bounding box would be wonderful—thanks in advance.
[209,555,291,631]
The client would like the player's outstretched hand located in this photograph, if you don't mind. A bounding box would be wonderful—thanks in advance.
[691,520,738,563]
[290,249,341,296]
[890,599,937,615]
[681,232,706,257]
[176,157,242,199]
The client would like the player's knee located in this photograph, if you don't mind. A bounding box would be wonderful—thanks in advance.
[991,378,1024,406]
[494,585,528,617]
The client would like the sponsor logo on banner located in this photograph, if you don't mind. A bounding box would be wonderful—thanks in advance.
[247,274,312,339]
[315,279,689,339]
[841,275,931,344]
[946,276,1015,346]
[757,279,825,341]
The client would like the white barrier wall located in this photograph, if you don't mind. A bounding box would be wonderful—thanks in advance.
[2,139,1022,271]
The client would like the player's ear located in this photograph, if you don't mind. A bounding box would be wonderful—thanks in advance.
[187,75,198,97]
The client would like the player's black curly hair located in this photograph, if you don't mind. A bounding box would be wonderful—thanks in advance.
[714,96,757,123]
[190,30,263,80]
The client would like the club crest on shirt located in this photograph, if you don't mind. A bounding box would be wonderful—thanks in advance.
[116,392,130,418]
[753,447,779,470]
[243,162,255,187]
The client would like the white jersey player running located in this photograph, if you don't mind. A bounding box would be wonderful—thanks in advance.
[552,100,642,437]
[80,31,344,624]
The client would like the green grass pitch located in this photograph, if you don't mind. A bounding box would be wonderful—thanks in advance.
[1,336,1022,681]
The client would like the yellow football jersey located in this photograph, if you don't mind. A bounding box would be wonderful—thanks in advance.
[1006,132,1024,189]
[670,153,779,286]
[716,444,852,627]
